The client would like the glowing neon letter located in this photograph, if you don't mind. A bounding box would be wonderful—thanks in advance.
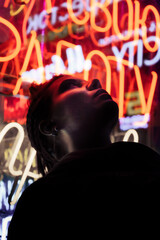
[119,65,125,118]
[22,0,36,44]
[0,17,21,62]
[12,31,44,95]
[67,0,89,25]
[2,216,12,240]
[134,1,160,52]
[84,50,111,94]
[142,5,160,52]
[20,31,44,78]
[0,123,41,180]
[4,0,10,8]
[123,129,139,142]
[134,66,158,114]
[90,0,112,32]
[112,40,144,70]
[45,0,52,14]
[144,36,160,66]
[10,4,25,16]
[113,0,133,40]
[10,148,38,205]
[0,123,24,176]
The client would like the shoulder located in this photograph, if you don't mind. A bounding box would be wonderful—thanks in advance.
[50,141,160,174]
[110,141,160,161]
[104,141,160,175]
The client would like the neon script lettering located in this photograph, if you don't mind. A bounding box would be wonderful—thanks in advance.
[0,123,41,205]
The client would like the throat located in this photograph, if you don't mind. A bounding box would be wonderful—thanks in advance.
[72,131,111,151]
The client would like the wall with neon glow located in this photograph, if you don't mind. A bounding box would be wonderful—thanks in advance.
[0,0,160,239]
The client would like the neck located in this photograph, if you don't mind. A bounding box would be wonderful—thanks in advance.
[55,128,111,160]
[71,130,111,152]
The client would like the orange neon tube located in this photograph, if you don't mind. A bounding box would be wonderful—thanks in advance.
[119,65,125,118]
[45,0,52,14]
[13,30,39,95]
[1,61,9,77]
[67,0,89,25]
[35,39,43,67]
[20,31,44,76]
[35,39,45,83]
[113,0,133,40]
[134,65,146,114]
[134,0,141,42]
[4,0,10,8]
[56,40,77,57]
[145,71,158,114]
[107,56,156,116]
[141,5,160,52]
[14,29,45,95]
[0,17,21,62]
[10,4,25,16]
[12,77,22,95]
[84,50,111,94]
[10,0,30,16]
[20,31,37,74]
[134,1,160,52]
[22,0,35,44]
[90,0,112,32]
[106,55,128,118]
[107,55,134,68]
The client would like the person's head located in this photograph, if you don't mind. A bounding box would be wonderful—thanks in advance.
[27,74,118,175]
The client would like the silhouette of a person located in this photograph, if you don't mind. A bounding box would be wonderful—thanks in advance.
[8,75,160,239]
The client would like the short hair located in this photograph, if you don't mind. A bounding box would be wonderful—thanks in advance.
[26,75,66,176]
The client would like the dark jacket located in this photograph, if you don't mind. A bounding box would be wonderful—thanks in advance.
[8,142,160,239]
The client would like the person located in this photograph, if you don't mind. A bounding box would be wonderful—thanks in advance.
[8,74,160,239]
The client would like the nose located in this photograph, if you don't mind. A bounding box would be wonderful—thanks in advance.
[86,79,102,91]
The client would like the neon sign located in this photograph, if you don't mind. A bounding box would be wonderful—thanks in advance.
[0,0,159,124]
[0,122,41,205]
[0,0,159,128]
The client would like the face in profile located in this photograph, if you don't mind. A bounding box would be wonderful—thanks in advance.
[43,75,118,155]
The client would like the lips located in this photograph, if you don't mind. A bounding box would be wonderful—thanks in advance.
[93,89,112,101]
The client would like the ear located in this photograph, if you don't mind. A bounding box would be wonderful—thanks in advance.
[39,120,56,136]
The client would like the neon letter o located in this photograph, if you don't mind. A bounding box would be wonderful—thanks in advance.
[0,17,21,62]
